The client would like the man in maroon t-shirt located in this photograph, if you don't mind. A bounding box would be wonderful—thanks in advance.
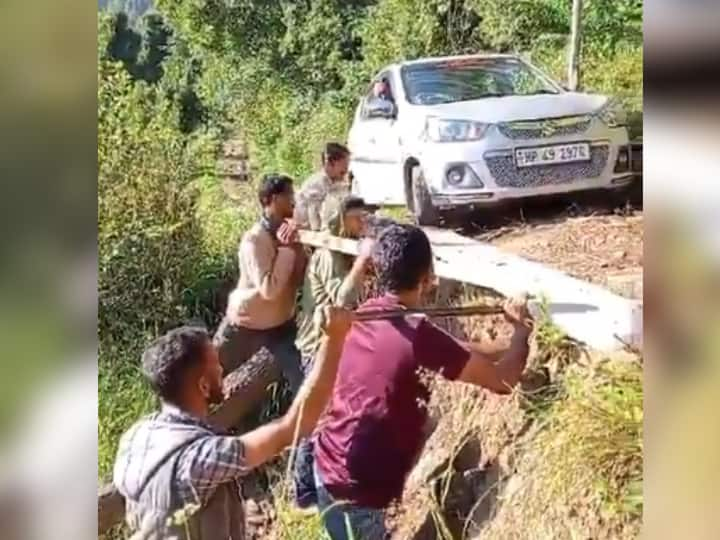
[313,223,533,540]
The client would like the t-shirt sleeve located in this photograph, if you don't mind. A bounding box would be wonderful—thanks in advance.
[413,319,470,381]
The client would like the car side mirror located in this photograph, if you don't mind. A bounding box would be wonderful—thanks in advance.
[365,98,397,120]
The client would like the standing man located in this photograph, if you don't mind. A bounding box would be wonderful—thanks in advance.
[113,307,353,540]
[214,174,307,394]
[313,224,534,540]
[292,195,376,510]
[294,142,351,231]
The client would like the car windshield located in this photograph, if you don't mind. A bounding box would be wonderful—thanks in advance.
[400,57,560,105]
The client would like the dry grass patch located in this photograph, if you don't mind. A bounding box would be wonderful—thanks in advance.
[478,355,643,540]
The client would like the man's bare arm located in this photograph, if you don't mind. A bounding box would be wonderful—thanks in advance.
[334,238,374,306]
[457,297,533,394]
[239,307,351,469]
[457,327,531,393]
[465,340,508,364]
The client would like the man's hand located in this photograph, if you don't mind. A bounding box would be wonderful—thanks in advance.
[356,238,375,267]
[458,294,533,393]
[276,220,299,245]
[321,305,354,340]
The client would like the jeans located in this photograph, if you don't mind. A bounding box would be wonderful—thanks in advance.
[293,354,318,507]
[293,438,318,508]
[314,463,388,540]
[213,317,304,394]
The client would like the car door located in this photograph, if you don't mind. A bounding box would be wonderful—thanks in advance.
[348,71,405,205]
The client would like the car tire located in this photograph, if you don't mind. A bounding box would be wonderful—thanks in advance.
[410,166,440,227]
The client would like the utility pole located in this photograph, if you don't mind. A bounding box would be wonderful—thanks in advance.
[567,0,583,90]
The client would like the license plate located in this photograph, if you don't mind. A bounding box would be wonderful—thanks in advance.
[515,143,590,168]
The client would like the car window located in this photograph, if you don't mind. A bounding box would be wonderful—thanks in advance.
[361,73,395,119]
[400,57,559,105]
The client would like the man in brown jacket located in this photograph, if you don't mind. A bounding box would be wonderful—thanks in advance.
[213,174,307,393]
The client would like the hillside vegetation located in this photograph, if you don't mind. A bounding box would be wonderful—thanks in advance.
[98,1,643,537]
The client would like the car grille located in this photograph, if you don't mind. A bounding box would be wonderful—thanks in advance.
[485,145,609,188]
[497,115,593,140]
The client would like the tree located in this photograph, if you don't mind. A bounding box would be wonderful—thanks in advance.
[567,0,582,90]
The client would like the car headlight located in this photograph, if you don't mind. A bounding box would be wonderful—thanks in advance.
[595,98,627,128]
[425,117,489,142]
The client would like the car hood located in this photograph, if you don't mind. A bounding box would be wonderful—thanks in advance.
[417,92,609,123]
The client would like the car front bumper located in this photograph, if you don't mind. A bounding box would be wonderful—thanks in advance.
[416,125,632,209]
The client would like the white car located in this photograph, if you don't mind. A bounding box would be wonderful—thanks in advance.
[348,54,634,225]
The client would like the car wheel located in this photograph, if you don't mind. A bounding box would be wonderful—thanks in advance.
[410,166,440,226]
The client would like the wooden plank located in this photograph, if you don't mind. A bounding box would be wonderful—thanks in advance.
[422,227,642,351]
[300,228,643,351]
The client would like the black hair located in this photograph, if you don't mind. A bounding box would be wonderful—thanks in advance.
[258,173,294,207]
[365,216,395,239]
[372,223,433,292]
[141,326,210,403]
[340,195,368,214]
[321,142,350,165]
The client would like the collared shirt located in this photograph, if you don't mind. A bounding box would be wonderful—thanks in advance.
[295,247,359,360]
[227,221,297,329]
[114,404,250,509]
[294,170,349,230]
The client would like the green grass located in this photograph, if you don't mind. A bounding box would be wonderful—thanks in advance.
[377,205,413,223]
[98,354,156,480]
[480,355,643,539]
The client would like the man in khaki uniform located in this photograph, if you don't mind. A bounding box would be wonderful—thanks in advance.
[294,142,351,230]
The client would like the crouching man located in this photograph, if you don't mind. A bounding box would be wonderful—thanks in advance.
[292,195,376,511]
[313,223,534,540]
[113,306,353,540]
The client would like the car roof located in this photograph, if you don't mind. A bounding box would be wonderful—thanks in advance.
[390,53,522,70]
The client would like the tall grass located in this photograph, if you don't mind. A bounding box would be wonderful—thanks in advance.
[479,355,643,539]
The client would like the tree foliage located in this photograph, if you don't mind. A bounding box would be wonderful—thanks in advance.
[145,0,642,176]
[98,0,643,342]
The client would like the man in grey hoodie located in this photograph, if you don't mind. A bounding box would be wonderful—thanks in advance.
[113,306,353,540]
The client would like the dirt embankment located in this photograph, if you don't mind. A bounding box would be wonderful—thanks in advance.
[464,193,644,299]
